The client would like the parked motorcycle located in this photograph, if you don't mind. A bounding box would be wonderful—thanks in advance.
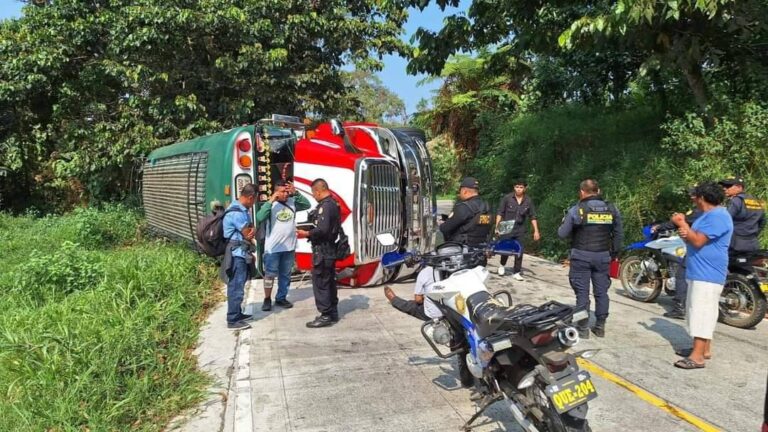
[619,225,767,329]
[618,224,684,303]
[382,240,597,432]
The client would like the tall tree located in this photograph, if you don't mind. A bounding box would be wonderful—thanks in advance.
[334,70,407,125]
[0,0,410,209]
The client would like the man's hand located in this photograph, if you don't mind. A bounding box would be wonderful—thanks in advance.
[296,229,310,239]
[678,226,690,239]
[650,224,659,233]
[286,181,296,195]
[243,226,255,241]
[533,230,541,241]
[671,213,687,227]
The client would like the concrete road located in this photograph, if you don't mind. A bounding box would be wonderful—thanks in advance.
[228,252,766,432]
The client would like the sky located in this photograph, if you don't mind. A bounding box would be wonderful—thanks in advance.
[0,1,470,115]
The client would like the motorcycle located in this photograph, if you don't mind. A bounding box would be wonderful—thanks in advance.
[723,250,768,329]
[382,239,597,432]
[618,224,684,303]
[619,225,768,328]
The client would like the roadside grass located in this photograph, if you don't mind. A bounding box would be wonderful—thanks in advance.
[0,205,218,431]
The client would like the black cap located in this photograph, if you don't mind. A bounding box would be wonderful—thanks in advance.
[459,177,480,190]
[718,177,744,187]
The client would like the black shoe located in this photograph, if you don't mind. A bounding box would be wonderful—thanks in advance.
[306,315,334,328]
[261,298,272,311]
[275,299,294,309]
[578,328,590,340]
[591,323,605,338]
[663,309,685,320]
[330,313,339,322]
[227,320,251,330]
[236,313,253,321]
[457,357,474,388]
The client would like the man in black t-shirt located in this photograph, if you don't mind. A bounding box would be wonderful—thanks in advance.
[495,179,540,280]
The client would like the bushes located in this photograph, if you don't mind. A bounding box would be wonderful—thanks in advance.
[0,206,216,431]
[469,101,768,259]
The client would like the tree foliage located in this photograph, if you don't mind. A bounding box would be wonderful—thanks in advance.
[0,0,410,210]
[333,69,407,125]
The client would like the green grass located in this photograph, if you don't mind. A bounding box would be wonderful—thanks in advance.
[0,205,218,431]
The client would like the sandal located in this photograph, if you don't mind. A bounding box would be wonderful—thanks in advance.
[675,348,712,359]
[674,358,705,369]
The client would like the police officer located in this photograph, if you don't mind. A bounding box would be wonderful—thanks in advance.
[439,177,492,247]
[719,177,765,253]
[297,178,342,328]
[652,187,703,319]
[558,179,623,338]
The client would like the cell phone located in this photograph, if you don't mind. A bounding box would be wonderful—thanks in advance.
[296,223,315,231]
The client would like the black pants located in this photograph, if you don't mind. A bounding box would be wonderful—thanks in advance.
[499,235,523,273]
[568,255,611,327]
[311,253,338,317]
[391,297,430,321]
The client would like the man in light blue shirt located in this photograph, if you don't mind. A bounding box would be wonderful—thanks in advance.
[222,184,257,330]
[255,180,310,311]
[670,181,733,369]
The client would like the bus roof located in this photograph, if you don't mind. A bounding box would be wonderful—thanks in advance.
[146,126,252,161]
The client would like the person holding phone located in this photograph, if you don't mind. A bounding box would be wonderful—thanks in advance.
[255,180,311,311]
[222,183,258,330]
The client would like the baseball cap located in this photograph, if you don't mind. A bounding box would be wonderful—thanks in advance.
[718,177,744,187]
[459,177,480,190]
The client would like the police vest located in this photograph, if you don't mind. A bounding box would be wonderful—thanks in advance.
[452,198,492,246]
[571,200,615,252]
[732,193,765,238]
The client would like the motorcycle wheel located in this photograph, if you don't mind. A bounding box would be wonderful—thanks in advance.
[719,273,767,329]
[525,384,592,432]
[619,254,663,303]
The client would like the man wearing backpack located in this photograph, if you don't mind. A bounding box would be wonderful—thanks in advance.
[222,183,258,330]
[255,180,311,311]
[297,178,343,328]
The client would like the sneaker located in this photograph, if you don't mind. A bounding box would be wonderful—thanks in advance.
[227,320,251,330]
[261,298,272,311]
[512,273,524,281]
[236,313,253,321]
[497,266,506,276]
[275,299,294,309]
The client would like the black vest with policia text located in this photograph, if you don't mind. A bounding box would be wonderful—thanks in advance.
[572,198,616,252]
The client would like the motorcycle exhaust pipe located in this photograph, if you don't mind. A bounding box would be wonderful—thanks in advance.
[558,326,580,347]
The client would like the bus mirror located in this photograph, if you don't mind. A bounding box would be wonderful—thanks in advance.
[330,119,345,137]
[376,233,396,246]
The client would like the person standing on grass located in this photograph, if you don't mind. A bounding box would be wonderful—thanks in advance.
[255,180,311,312]
[495,179,540,280]
[670,181,733,369]
[222,183,257,330]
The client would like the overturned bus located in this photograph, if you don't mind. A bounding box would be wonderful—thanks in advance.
[141,115,436,286]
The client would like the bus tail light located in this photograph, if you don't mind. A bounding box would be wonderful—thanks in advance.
[239,155,252,168]
[237,138,251,152]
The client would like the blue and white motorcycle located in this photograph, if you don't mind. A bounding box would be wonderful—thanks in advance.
[382,239,597,432]
[618,224,685,303]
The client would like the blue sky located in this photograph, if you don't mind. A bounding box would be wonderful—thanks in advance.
[0,1,470,115]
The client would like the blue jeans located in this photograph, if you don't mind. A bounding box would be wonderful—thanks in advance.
[227,257,248,323]
[263,251,295,301]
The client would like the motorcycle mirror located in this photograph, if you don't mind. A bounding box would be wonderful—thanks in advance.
[493,238,522,256]
[330,119,345,137]
[376,233,396,247]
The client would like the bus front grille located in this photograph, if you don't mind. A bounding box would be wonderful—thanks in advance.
[355,159,402,263]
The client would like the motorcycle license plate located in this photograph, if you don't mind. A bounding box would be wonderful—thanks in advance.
[545,371,597,414]
[761,282,768,293]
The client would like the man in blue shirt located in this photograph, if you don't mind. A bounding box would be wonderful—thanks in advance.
[222,183,257,330]
[670,181,733,369]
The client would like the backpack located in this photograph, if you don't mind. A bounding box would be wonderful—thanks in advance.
[195,207,243,257]
[334,226,351,260]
